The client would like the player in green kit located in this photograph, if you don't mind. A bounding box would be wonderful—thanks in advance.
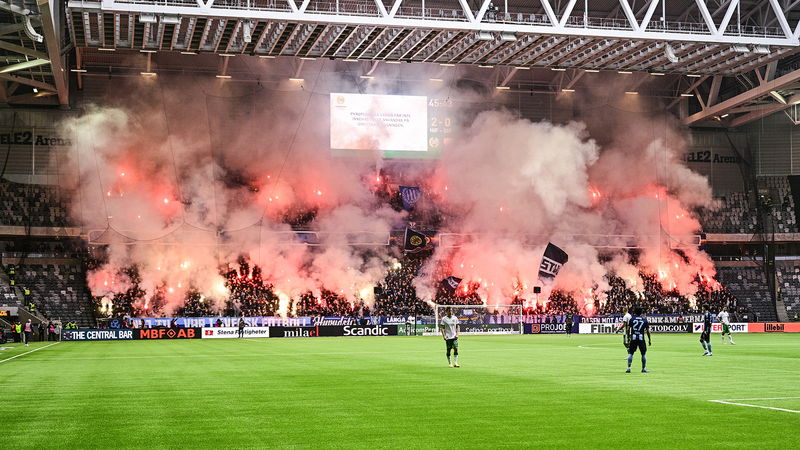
[717,306,735,344]
[439,307,460,368]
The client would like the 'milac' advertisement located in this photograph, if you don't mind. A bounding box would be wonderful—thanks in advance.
[269,325,399,338]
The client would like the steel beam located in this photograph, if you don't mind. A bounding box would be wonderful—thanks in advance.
[684,68,800,125]
[66,1,800,47]
[37,0,69,105]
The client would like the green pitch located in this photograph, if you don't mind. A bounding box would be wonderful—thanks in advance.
[2,333,799,448]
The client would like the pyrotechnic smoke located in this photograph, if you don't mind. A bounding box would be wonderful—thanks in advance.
[60,66,716,316]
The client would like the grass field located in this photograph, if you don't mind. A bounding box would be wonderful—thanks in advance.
[1,333,799,448]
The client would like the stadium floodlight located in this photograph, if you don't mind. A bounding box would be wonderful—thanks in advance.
[440,63,455,67]
[478,65,493,68]
[731,45,750,53]
[343,58,359,62]
[650,72,665,76]
[550,67,566,71]
[70,69,87,73]
[686,74,702,77]
[680,93,694,97]
[23,15,43,43]
[625,91,638,95]
[770,91,787,104]
[139,13,157,24]
[215,75,232,79]
[289,77,304,81]
[97,48,116,52]
[384,61,402,64]
[242,20,253,43]
[220,53,236,57]
[752,45,771,54]
[139,49,157,53]
[476,31,493,41]
[562,88,575,92]
[180,51,197,55]
[495,86,510,90]
[584,69,600,73]
[359,75,374,79]
[429,78,443,82]
[258,55,276,59]
[500,32,516,42]
[160,15,181,25]
[140,72,157,76]
[434,304,523,336]
[664,43,679,63]
[618,70,632,74]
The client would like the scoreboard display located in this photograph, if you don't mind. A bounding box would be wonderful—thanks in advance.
[330,93,453,159]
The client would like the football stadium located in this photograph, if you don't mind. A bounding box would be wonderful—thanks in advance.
[1,0,800,447]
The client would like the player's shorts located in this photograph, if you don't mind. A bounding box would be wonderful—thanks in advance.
[445,338,458,350]
[628,339,647,355]
[722,323,730,334]
[700,329,711,342]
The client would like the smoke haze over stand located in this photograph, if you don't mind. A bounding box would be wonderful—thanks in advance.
[60,66,718,315]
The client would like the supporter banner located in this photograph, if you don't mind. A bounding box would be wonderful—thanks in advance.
[747,323,800,333]
[579,314,701,324]
[691,323,748,333]
[201,327,271,339]
[139,316,399,328]
[61,329,135,341]
[136,328,202,340]
[525,323,567,334]
[269,325,399,338]
[140,317,311,328]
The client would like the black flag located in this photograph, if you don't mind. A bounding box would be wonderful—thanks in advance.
[403,228,433,253]
[440,276,463,295]
[538,243,569,282]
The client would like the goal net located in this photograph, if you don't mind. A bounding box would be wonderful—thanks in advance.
[434,304,523,335]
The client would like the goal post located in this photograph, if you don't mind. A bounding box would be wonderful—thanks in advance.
[434,304,523,335]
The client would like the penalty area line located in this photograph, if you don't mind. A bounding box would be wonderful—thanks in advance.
[708,399,800,414]
[0,342,60,364]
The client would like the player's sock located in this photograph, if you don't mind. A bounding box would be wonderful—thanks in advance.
[707,342,712,353]
[626,354,633,368]
[641,355,647,370]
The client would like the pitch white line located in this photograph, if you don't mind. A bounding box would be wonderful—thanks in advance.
[709,400,800,413]
[0,342,60,364]
[714,396,800,401]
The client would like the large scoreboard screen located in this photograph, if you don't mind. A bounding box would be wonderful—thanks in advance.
[330,93,453,159]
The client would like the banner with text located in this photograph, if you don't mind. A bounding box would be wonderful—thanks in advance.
[201,327,271,339]
[268,325,399,338]
[691,323,748,333]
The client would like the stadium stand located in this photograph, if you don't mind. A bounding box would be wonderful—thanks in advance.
[0,180,70,228]
[17,263,95,327]
[777,265,800,319]
[698,176,798,234]
[714,265,776,321]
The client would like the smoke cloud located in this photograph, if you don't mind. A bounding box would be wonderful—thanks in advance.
[59,65,716,316]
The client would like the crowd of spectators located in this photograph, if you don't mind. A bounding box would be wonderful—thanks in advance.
[88,253,757,322]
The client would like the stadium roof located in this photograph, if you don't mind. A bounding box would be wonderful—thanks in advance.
[13,0,800,126]
[0,0,68,105]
